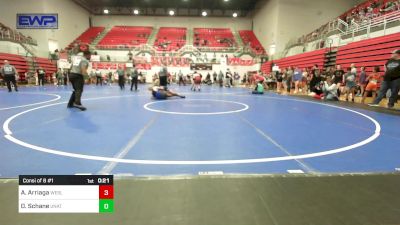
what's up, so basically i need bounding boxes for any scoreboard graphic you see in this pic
[18,175,114,213]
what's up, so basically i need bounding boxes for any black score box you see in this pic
[18,175,114,213]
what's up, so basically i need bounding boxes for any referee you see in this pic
[116,65,125,90]
[159,65,168,89]
[37,67,46,86]
[0,60,18,92]
[130,65,139,91]
[67,50,91,111]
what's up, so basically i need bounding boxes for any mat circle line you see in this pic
[0,93,61,111]
[2,94,381,165]
[144,99,249,115]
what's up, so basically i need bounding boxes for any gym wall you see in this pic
[91,15,252,31]
[0,0,89,56]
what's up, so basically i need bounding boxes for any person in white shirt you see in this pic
[191,71,202,91]
[322,76,339,101]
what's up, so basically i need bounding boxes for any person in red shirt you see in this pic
[254,71,265,83]
[253,71,265,89]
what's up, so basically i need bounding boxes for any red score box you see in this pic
[99,185,114,199]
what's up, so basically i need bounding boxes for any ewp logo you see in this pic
[17,14,58,29]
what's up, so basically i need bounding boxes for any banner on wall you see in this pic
[91,62,152,70]
[90,55,100,62]
[16,14,58,29]
[58,51,68,60]
[228,58,256,66]
[57,59,70,69]
[135,64,151,70]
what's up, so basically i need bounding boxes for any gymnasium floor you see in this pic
[0,84,399,177]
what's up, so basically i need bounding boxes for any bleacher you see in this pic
[262,31,400,75]
[97,26,153,49]
[154,27,186,52]
[0,53,28,81]
[193,28,236,48]
[239,30,266,55]
[336,32,400,75]
[263,48,327,72]
[67,27,105,49]
[261,61,273,73]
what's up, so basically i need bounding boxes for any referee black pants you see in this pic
[68,73,84,106]
[131,77,138,91]
[96,76,102,86]
[118,76,125,90]
[4,75,18,92]
[159,75,167,88]
[38,74,45,86]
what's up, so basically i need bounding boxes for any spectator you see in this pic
[323,66,332,81]
[351,63,357,75]
[204,72,212,85]
[225,69,232,88]
[293,67,303,94]
[358,66,367,97]
[369,50,400,108]
[275,70,284,93]
[107,70,113,85]
[191,71,202,91]
[309,67,322,94]
[301,68,309,94]
[333,64,345,96]
[212,71,217,84]
[322,77,339,101]
[56,68,64,86]
[252,80,264,95]
[344,67,357,102]
[361,66,381,104]
[284,66,294,94]
[333,64,345,84]
[218,70,224,87]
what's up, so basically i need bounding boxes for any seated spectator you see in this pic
[313,77,339,101]
[309,67,322,94]
[252,80,264,95]
[322,77,339,101]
